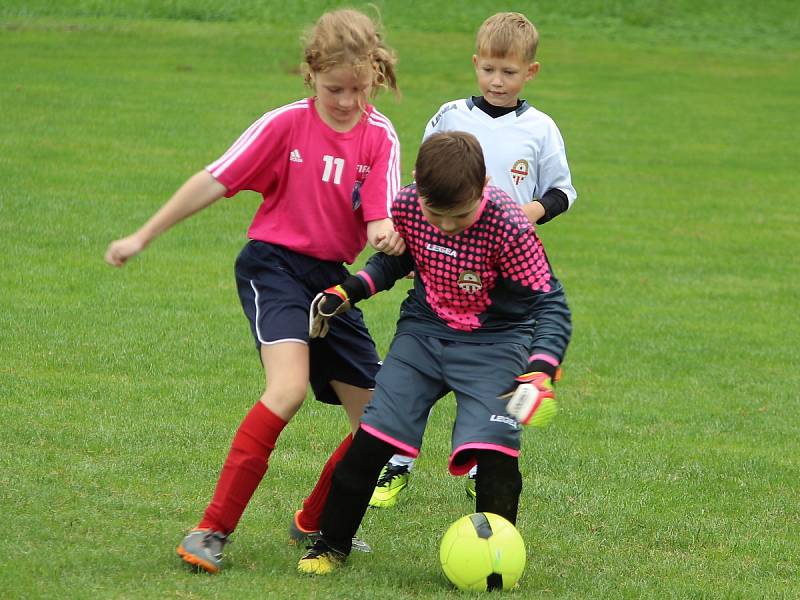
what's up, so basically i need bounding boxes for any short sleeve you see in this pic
[205,108,293,197]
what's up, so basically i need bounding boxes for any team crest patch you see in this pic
[351,180,363,210]
[510,159,529,185]
[457,270,482,293]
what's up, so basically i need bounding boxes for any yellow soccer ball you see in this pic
[439,512,526,591]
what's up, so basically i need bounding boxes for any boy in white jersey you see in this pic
[105,9,404,574]
[371,11,577,506]
[297,131,571,576]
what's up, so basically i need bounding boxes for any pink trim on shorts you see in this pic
[448,442,520,476]
[360,423,419,457]
[356,270,377,297]
[528,353,559,366]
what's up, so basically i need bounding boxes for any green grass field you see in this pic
[2,1,799,598]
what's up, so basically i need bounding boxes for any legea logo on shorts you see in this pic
[457,270,482,293]
[490,414,519,428]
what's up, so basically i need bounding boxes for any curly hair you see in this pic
[302,9,399,99]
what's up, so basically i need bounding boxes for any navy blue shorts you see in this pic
[235,241,380,405]
[360,332,530,475]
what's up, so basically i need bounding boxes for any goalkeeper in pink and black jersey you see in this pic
[298,131,571,575]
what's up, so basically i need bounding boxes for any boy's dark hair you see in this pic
[415,131,486,210]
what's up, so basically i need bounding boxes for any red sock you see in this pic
[198,402,287,534]
[296,433,353,531]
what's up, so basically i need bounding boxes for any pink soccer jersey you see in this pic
[206,98,400,264]
[352,183,571,357]
[391,185,552,332]
[356,184,572,366]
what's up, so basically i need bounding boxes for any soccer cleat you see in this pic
[289,510,372,553]
[464,472,477,499]
[368,463,410,508]
[176,528,229,574]
[297,539,347,575]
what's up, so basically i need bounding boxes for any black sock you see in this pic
[474,451,522,525]
[319,428,396,553]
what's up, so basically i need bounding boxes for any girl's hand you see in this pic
[104,234,145,267]
[367,218,406,256]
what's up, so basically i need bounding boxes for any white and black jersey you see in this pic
[423,97,576,216]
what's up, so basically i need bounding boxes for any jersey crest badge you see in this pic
[510,159,529,185]
[351,180,362,211]
[352,164,370,210]
[457,270,482,293]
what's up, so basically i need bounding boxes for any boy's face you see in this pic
[472,53,539,107]
[419,191,483,237]
[312,65,373,131]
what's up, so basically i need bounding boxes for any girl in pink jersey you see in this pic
[104,9,403,573]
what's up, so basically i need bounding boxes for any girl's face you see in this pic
[312,65,373,131]
[472,53,539,108]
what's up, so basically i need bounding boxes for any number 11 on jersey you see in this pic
[322,155,344,184]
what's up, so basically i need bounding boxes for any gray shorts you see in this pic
[360,332,529,475]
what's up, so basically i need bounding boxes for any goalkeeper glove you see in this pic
[308,276,367,338]
[501,372,557,427]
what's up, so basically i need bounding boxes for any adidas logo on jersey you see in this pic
[289,149,303,163]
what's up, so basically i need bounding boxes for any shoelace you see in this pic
[203,531,230,558]
[376,466,408,486]
[304,540,336,558]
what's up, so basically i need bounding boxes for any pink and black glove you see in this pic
[501,371,557,427]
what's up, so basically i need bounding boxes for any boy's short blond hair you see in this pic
[475,12,539,62]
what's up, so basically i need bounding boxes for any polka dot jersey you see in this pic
[361,184,556,343]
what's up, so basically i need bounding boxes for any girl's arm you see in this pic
[104,170,226,267]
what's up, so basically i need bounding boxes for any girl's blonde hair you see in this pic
[302,8,399,98]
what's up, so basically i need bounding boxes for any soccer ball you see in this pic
[439,512,526,591]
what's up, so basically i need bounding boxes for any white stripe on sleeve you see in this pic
[207,100,307,179]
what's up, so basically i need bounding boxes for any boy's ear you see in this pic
[472,54,479,68]
[526,61,541,81]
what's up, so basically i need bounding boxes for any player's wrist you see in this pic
[522,201,545,224]
[325,285,350,304]
[526,360,557,379]
[339,275,368,305]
